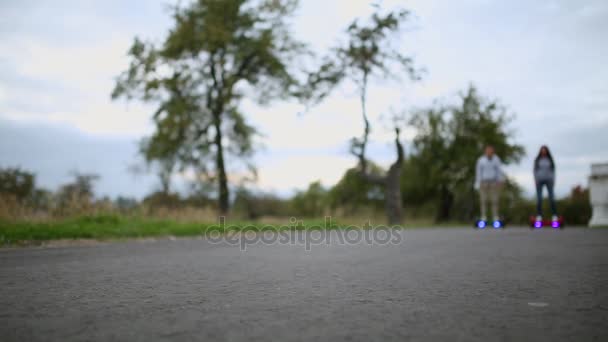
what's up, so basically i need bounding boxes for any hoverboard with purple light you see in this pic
[475,219,505,229]
[528,216,564,229]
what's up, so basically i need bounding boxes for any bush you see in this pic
[558,186,591,225]
[232,188,290,220]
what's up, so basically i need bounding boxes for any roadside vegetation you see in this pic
[0,164,592,246]
[0,0,594,245]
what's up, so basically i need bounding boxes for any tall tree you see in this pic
[0,167,36,203]
[304,8,419,225]
[408,85,526,221]
[112,0,305,214]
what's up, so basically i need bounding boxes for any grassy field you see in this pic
[1,214,597,247]
[0,215,354,246]
[0,214,464,246]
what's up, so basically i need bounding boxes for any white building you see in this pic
[589,163,608,227]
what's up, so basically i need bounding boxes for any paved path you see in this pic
[1,228,607,341]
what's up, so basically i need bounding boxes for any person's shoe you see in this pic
[536,215,542,221]
[551,215,558,221]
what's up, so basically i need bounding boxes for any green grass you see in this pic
[0,215,345,246]
[3,214,595,246]
[0,214,463,246]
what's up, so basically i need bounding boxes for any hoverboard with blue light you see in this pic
[529,216,564,229]
[474,219,505,229]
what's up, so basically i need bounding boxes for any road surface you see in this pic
[1,228,607,341]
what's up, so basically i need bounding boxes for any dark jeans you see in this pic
[536,179,557,216]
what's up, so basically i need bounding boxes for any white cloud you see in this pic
[0,31,157,137]
[0,84,6,104]
[576,1,608,17]
[4,38,128,90]
[0,0,170,138]
[256,154,355,193]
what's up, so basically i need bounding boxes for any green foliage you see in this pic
[290,181,328,217]
[303,7,419,225]
[27,189,54,211]
[405,85,526,221]
[340,9,419,84]
[142,190,215,210]
[485,178,527,222]
[142,191,183,209]
[0,167,49,218]
[232,187,289,219]
[112,0,307,213]
[57,172,99,203]
[491,185,592,225]
[558,186,591,225]
[0,215,344,246]
[77,214,121,225]
[0,167,36,203]
[61,172,98,198]
[53,172,100,216]
[304,8,419,174]
[0,215,207,244]
[303,8,418,105]
[328,166,384,214]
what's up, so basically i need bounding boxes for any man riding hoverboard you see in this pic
[474,145,505,229]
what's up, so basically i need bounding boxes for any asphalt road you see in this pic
[1,228,607,341]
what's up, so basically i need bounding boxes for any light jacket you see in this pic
[475,155,505,188]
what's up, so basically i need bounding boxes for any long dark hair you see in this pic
[534,145,555,170]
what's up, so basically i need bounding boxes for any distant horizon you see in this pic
[0,112,596,201]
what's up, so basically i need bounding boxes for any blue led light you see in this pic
[477,221,486,229]
[493,221,501,229]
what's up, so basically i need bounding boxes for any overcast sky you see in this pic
[1,0,607,199]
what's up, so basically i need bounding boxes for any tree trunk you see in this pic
[385,162,403,225]
[359,128,404,226]
[214,114,229,215]
[159,160,172,196]
[435,184,453,222]
[355,72,372,172]
[385,128,404,225]
[355,75,404,225]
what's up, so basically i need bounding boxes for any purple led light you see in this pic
[534,221,542,228]
[551,221,560,228]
